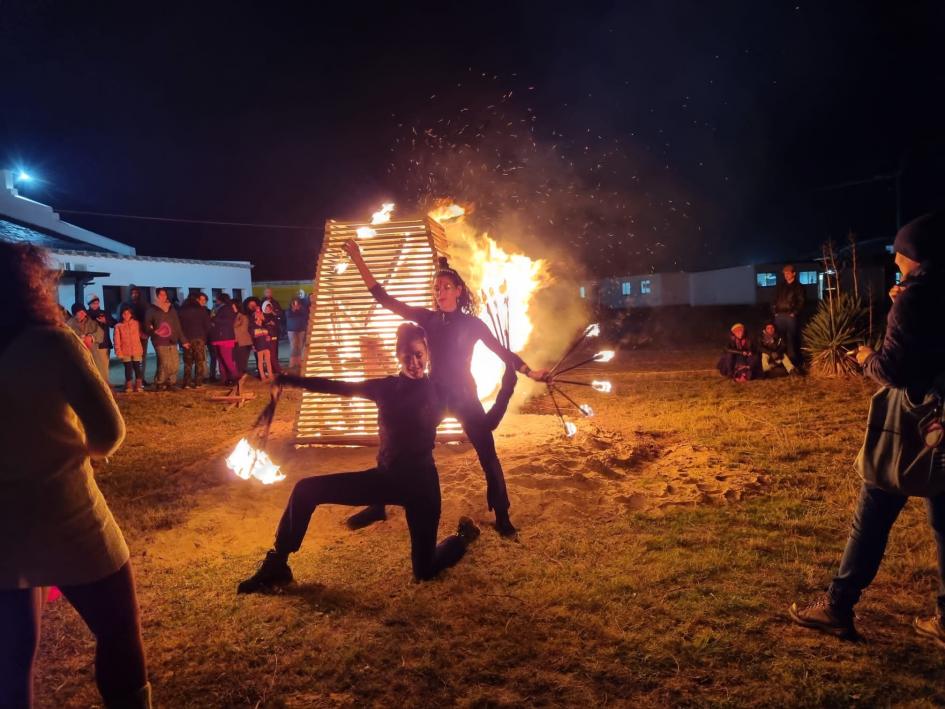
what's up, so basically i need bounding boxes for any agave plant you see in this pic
[802,292,868,377]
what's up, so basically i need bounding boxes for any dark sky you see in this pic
[2,1,943,279]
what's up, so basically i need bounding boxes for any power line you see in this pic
[57,209,312,230]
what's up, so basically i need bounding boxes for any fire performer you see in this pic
[237,323,517,594]
[342,239,549,537]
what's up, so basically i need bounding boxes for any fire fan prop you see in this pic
[227,386,286,484]
[295,206,463,444]
[541,323,615,438]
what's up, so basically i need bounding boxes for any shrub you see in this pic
[802,292,868,377]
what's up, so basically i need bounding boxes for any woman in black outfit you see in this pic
[342,240,548,537]
[237,324,517,593]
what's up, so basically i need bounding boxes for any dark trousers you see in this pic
[234,345,252,378]
[774,313,801,364]
[0,562,147,707]
[828,483,945,613]
[450,394,511,512]
[274,465,467,580]
[122,360,143,383]
[268,339,282,375]
[182,338,208,385]
[208,345,218,379]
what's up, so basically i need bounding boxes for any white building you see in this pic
[0,170,252,313]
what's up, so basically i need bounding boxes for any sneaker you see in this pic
[346,505,387,530]
[237,551,294,594]
[789,597,857,639]
[494,510,518,539]
[914,615,945,649]
[457,516,481,545]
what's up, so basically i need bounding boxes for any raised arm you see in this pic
[483,363,518,430]
[343,239,430,323]
[276,373,383,401]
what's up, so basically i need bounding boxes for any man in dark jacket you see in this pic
[179,292,212,388]
[790,212,945,648]
[144,288,189,391]
[772,264,806,365]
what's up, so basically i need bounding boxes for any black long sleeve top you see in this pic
[281,366,517,469]
[368,285,525,396]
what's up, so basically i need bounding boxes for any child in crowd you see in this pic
[759,321,798,376]
[252,309,273,381]
[717,322,760,382]
[113,306,145,392]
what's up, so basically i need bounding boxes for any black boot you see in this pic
[346,505,387,530]
[457,516,481,545]
[494,509,517,539]
[237,550,293,594]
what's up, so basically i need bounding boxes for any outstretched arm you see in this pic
[475,318,549,381]
[276,373,383,401]
[343,239,379,290]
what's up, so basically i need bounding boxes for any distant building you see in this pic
[0,170,252,313]
[583,252,893,310]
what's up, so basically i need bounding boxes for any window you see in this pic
[895,272,902,285]
[232,288,243,302]
[621,281,632,295]
[212,288,224,302]
[102,285,122,318]
[640,279,652,294]
[579,286,586,299]
[756,272,777,287]
[799,271,817,285]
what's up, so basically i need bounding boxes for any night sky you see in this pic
[2,1,943,280]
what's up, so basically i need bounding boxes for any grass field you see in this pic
[33,351,945,707]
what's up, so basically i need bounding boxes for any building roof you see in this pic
[0,217,111,252]
[47,245,252,269]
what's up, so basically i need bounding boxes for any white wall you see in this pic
[52,250,252,310]
[688,265,757,306]
[659,272,690,306]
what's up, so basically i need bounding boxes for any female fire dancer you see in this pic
[342,239,549,537]
[237,323,517,594]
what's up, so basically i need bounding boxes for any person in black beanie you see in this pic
[791,211,945,647]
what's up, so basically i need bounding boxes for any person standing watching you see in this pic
[178,292,211,389]
[790,212,945,648]
[122,286,151,385]
[144,288,188,392]
[772,264,806,365]
[0,243,150,708]
[86,295,115,386]
[66,306,103,353]
[286,297,308,371]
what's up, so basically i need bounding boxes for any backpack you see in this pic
[855,375,945,496]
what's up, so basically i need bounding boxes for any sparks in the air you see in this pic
[371,202,395,224]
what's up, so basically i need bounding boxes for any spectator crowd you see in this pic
[65,286,310,392]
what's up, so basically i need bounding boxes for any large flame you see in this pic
[429,203,549,402]
[226,438,285,485]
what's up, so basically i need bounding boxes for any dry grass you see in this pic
[33,354,945,708]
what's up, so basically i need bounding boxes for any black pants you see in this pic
[0,562,147,707]
[449,391,510,513]
[775,313,801,364]
[234,345,252,378]
[122,360,143,383]
[274,464,467,580]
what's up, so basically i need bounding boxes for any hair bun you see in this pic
[437,256,450,269]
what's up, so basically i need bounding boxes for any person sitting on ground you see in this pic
[759,321,798,376]
[790,211,945,647]
[67,306,104,353]
[114,305,145,393]
[237,323,492,594]
[716,323,760,382]
[0,243,150,708]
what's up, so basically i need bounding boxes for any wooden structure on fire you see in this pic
[295,216,464,444]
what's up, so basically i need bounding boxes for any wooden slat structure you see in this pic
[295,216,465,444]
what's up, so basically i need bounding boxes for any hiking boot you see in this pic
[789,596,857,639]
[457,516,481,545]
[237,551,293,594]
[914,615,945,649]
[494,510,518,539]
[346,505,387,530]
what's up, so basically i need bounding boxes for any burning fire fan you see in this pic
[226,386,286,485]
